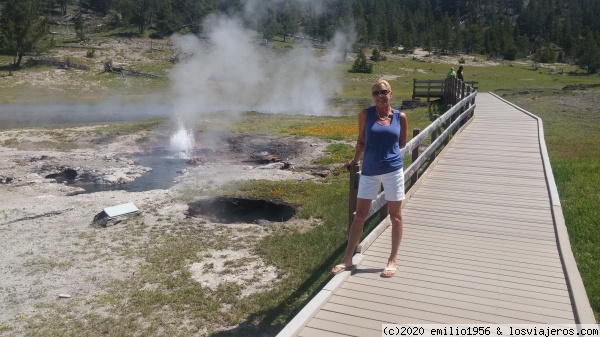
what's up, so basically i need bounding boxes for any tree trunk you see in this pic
[16,53,24,68]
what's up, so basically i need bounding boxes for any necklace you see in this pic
[376,107,390,121]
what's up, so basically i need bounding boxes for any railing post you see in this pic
[459,81,467,126]
[378,194,388,221]
[427,79,432,103]
[430,115,438,163]
[411,128,420,186]
[443,77,448,102]
[348,162,360,233]
[454,77,460,104]
[449,77,455,103]
[445,104,452,145]
[468,87,475,119]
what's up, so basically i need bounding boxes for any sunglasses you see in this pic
[372,89,390,96]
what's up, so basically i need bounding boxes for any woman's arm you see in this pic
[345,108,367,168]
[399,112,408,149]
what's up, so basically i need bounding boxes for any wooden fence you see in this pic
[348,79,477,232]
[412,77,478,102]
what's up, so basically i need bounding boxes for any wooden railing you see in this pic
[412,77,478,102]
[348,79,477,232]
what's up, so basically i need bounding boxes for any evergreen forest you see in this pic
[1,0,600,72]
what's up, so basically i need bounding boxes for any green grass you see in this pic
[213,177,388,333]
[340,55,594,104]
[313,143,355,165]
[0,118,168,151]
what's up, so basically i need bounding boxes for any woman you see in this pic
[457,65,464,81]
[330,79,408,278]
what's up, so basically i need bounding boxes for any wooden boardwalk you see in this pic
[277,93,595,337]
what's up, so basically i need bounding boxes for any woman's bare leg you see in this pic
[382,200,403,277]
[331,198,372,273]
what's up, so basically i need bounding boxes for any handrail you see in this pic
[348,80,477,228]
[412,77,478,102]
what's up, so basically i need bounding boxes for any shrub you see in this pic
[503,45,518,61]
[349,49,373,73]
[370,48,383,61]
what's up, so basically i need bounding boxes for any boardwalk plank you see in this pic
[305,318,379,337]
[368,240,564,275]
[397,235,562,263]
[331,288,565,323]
[391,234,562,265]
[359,255,569,293]
[410,190,550,207]
[345,274,573,314]
[364,247,568,286]
[406,198,552,218]
[404,224,558,251]
[312,310,393,330]
[341,280,573,321]
[403,211,555,236]
[298,326,351,337]
[413,184,549,201]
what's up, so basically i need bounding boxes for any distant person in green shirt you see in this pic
[457,65,464,81]
[447,66,456,77]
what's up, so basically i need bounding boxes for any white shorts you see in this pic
[357,169,405,201]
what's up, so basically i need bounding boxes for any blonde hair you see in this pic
[372,79,392,92]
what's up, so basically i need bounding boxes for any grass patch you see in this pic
[0,118,167,151]
[340,56,594,103]
[232,106,432,142]
[313,143,355,165]
[230,112,359,140]
[215,176,387,333]
[88,118,167,138]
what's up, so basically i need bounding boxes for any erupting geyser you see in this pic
[169,117,195,158]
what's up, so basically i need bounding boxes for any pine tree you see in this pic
[279,4,299,42]
[578,34,600,74]
[58,0,70,16]
[349,49,373,74]
[74,12,85,40]
[0,0,48,68]
[154,0,177,37]
[370,47,382,61]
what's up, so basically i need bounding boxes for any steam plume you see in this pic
[169,15,355,121]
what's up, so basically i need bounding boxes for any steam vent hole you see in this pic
[45,168,78,182]
[187,197,296,224]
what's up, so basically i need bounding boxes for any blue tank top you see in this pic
[361,107,403,176]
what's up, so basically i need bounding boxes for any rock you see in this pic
[0,176,14,184]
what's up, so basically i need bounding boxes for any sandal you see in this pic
[330,264,354,275]
[380,267,397,278]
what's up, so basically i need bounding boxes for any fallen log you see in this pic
[102,60,159,78]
